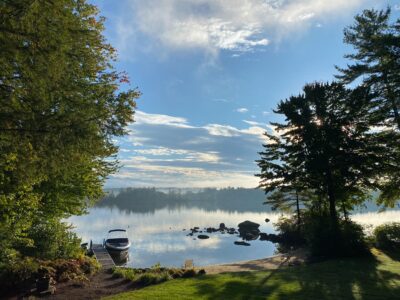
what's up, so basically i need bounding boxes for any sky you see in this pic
[92,0,400,189]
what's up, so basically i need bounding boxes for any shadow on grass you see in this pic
[193,252,400,300]
[380,249,400,262]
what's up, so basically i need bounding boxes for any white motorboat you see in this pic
[104,229,131,253]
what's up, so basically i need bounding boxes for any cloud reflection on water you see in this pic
[68,207,400,268]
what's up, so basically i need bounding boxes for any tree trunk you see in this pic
[326,169,338,224]
[296,190,301,230]
[341,200,348,221]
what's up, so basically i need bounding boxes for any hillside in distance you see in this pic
[97,188,395,214]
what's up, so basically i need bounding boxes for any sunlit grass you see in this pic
[105,248,400,300]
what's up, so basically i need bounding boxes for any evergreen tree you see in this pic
[337,8,400,207]
[336,8,400,129]
[257,82,392,224]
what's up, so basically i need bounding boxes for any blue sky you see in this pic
[93,0,400,188]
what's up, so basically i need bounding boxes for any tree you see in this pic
[257,82,393,225]
[336,8,400,129]
[337,8,400,207]
[263,188,317,229]
[0,0,139,261]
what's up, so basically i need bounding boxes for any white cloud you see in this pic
[135,111,193,128]
[135,147,221,163]
[108,110,272,188]
[204,124,241,137]
[243,120,264,126]
[111,166,258,188]
[236,107,249,113]
[114,0,369,57]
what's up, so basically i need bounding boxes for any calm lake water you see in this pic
[68,206,400,268]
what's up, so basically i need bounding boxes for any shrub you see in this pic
[22,219,82,260]
[274,216,306,252]
[0,255,99,291]
[274,213,368,258]
[0,256,39,290]
[374,222,400,251]
[135,272,171,286]
[167,268,183,278]
[182,268,197,278]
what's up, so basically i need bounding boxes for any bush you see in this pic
[374,222,400,251]
[0,255,99,291]
[112,265,204,288]
[0,256,39,290]
[274,213,368,258]
[22,219,82,260]
[274,216,306,252]
[181,268,197,278]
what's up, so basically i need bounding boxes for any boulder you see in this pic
[265,218,270,223]
[240,232,258,241]
[198,235,210,239]
[234,241,251,246]
[259,233,269,241]
[238,220,260,231]
[219,223,226,230]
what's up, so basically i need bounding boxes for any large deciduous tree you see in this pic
[0,0,139,260]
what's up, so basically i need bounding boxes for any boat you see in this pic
[104,229,131,254]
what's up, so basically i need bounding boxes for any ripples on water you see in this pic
[68,207,400,268]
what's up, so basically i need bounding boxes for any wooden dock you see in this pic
[91,243,115,269]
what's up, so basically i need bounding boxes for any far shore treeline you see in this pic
[97,187,393,214]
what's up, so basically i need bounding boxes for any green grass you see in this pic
[105,248,400,300]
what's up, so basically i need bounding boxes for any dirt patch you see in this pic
[45,270,135,300]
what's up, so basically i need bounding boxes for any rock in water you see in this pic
[238,220,260,240]
[198,235,210,239]
[265,218,270,223]
[238,220,260,231]
[219,223,226,230]
[234,241,251,246]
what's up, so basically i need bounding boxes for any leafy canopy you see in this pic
[0,0,139,261]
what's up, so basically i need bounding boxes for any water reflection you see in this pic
[69,207,279,268]
[69,206,400,268]
[110,252,130,266]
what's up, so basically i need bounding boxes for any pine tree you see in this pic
[336,8,400,129]
[257,82,393,224]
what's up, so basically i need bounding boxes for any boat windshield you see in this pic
[107,230,128,240]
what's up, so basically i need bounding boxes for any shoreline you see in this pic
[198,250,306,274]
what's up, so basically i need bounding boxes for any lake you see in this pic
[68,205,400,268]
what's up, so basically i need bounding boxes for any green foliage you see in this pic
[257,82,385,222]
[0,255,99,290]
[22,219,82,260]
[373,222,400,251]
[0,256,40,289]
[112,266,202,288]
[337,8,400,129]
[273,216,306,252]
[0,0,138,267]
[337,7,400,208]
[275,213,368,258]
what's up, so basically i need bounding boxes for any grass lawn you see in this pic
[105,248,400,300]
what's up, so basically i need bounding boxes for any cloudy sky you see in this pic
[92,0,399,188]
